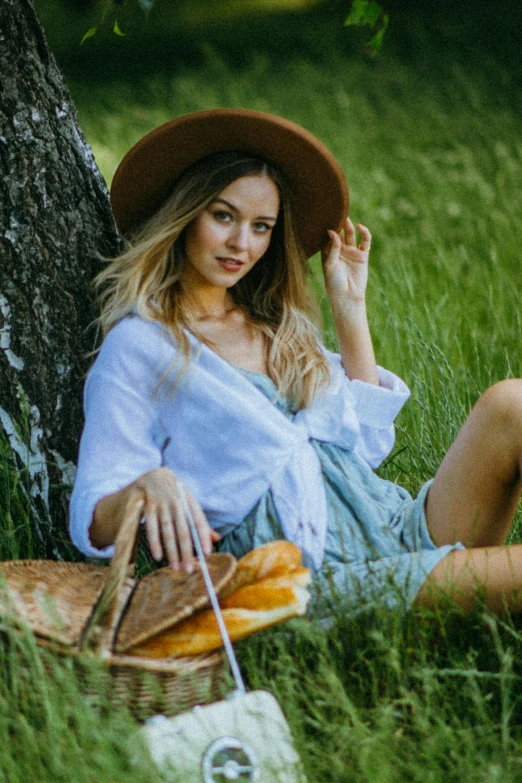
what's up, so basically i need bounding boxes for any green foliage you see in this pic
[79,0,132,43]
[0,431,35,561]
[80,26,97,43]
[345,0,389,53]
[0,616,157,782]
[237,604,522,782]
[345,0,382,26]
[74,1,383,49]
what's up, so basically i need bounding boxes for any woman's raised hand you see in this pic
[320,217,379,385]
[92,467,219,573]
[321,218,372,308]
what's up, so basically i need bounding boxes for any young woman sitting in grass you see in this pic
[70,108,522,615]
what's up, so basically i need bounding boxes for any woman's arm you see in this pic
[90,467,220,573]
[321,218,379,386]
[70,317,220,572]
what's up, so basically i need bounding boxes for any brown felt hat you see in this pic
[110,108,349,259]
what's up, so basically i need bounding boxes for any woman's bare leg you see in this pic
[425,379,522,548]
[415,545,522,613]
[415,379,522,612]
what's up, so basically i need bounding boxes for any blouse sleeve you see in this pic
[349,366,410,468]
[323,350,410,469]
[69,319,166,558]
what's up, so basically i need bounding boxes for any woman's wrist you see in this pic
[90,483,142,549]
[330,300,379,385]
[330,297,369,334]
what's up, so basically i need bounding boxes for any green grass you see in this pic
[0,618,159,782]
[238,608,522,782]
[3,5,522,781]
[0,434,35,562]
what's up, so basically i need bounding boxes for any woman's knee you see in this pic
[475,379,522,434]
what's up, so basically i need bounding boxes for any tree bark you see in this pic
[0,0,122,555]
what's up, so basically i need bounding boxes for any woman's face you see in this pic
[182,174,280,292]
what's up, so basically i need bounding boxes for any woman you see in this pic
[70,108,522,615]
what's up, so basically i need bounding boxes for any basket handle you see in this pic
[81,491,145,651]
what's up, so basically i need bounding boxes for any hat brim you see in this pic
[110,108,349,260]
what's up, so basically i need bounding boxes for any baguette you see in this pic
[129,579,310,658]
[127,540,311,659]
[220,572,311,611]
[220,540,305,597]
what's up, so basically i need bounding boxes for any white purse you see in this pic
[143,690,305,782]
[140,489,307,783]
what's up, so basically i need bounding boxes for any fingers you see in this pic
[171,483,195,571]
[144,497,189,570]
[344,217,357,246]
[346,218,371,252]
[138,468,214,574]
[356,223,372,252]
[323,229,341,266]
[144,505,163,563]
[187,491,214,557]
[325,219,372,255]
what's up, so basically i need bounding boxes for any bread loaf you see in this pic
[219,540,305,597]
[127,540,311,659]
[220,572,311,611]
[129,579,310,658]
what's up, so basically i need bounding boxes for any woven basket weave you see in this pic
[0,503,236,721]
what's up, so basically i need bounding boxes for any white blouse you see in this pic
[69,315,410,567]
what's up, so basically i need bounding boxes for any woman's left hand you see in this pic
[321,218,372,307]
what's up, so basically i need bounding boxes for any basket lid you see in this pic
[0,561,109,647]
[114,553,236,653]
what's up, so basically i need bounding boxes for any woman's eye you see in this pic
[254,222,272,233]
[213,211,231,222]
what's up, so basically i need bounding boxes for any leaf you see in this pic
[80,27,97,44]
[113,19,126,36]
[345,0,383,28]
[367,13,389,54]
[345,1,389,55]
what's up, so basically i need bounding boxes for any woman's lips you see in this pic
[217,257,244,272]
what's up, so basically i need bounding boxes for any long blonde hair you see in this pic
[96,151,330,409]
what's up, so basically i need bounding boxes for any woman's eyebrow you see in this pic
[212,197,277,222]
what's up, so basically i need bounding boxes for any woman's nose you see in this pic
[227,222,249,251]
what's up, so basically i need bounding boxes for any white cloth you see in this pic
[69,315,410,567]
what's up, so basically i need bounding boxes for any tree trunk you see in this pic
[0,0,122,556]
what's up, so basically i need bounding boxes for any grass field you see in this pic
[2,4,522,780]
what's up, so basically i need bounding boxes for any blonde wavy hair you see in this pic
[96,151,330,409]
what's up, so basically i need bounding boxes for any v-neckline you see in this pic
[194,337,289,410]
[188,331,275,385]
[229,364,275,384]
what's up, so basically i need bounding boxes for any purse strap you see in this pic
[178,487,246,696]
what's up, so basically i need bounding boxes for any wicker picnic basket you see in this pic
[0,505,236,721]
